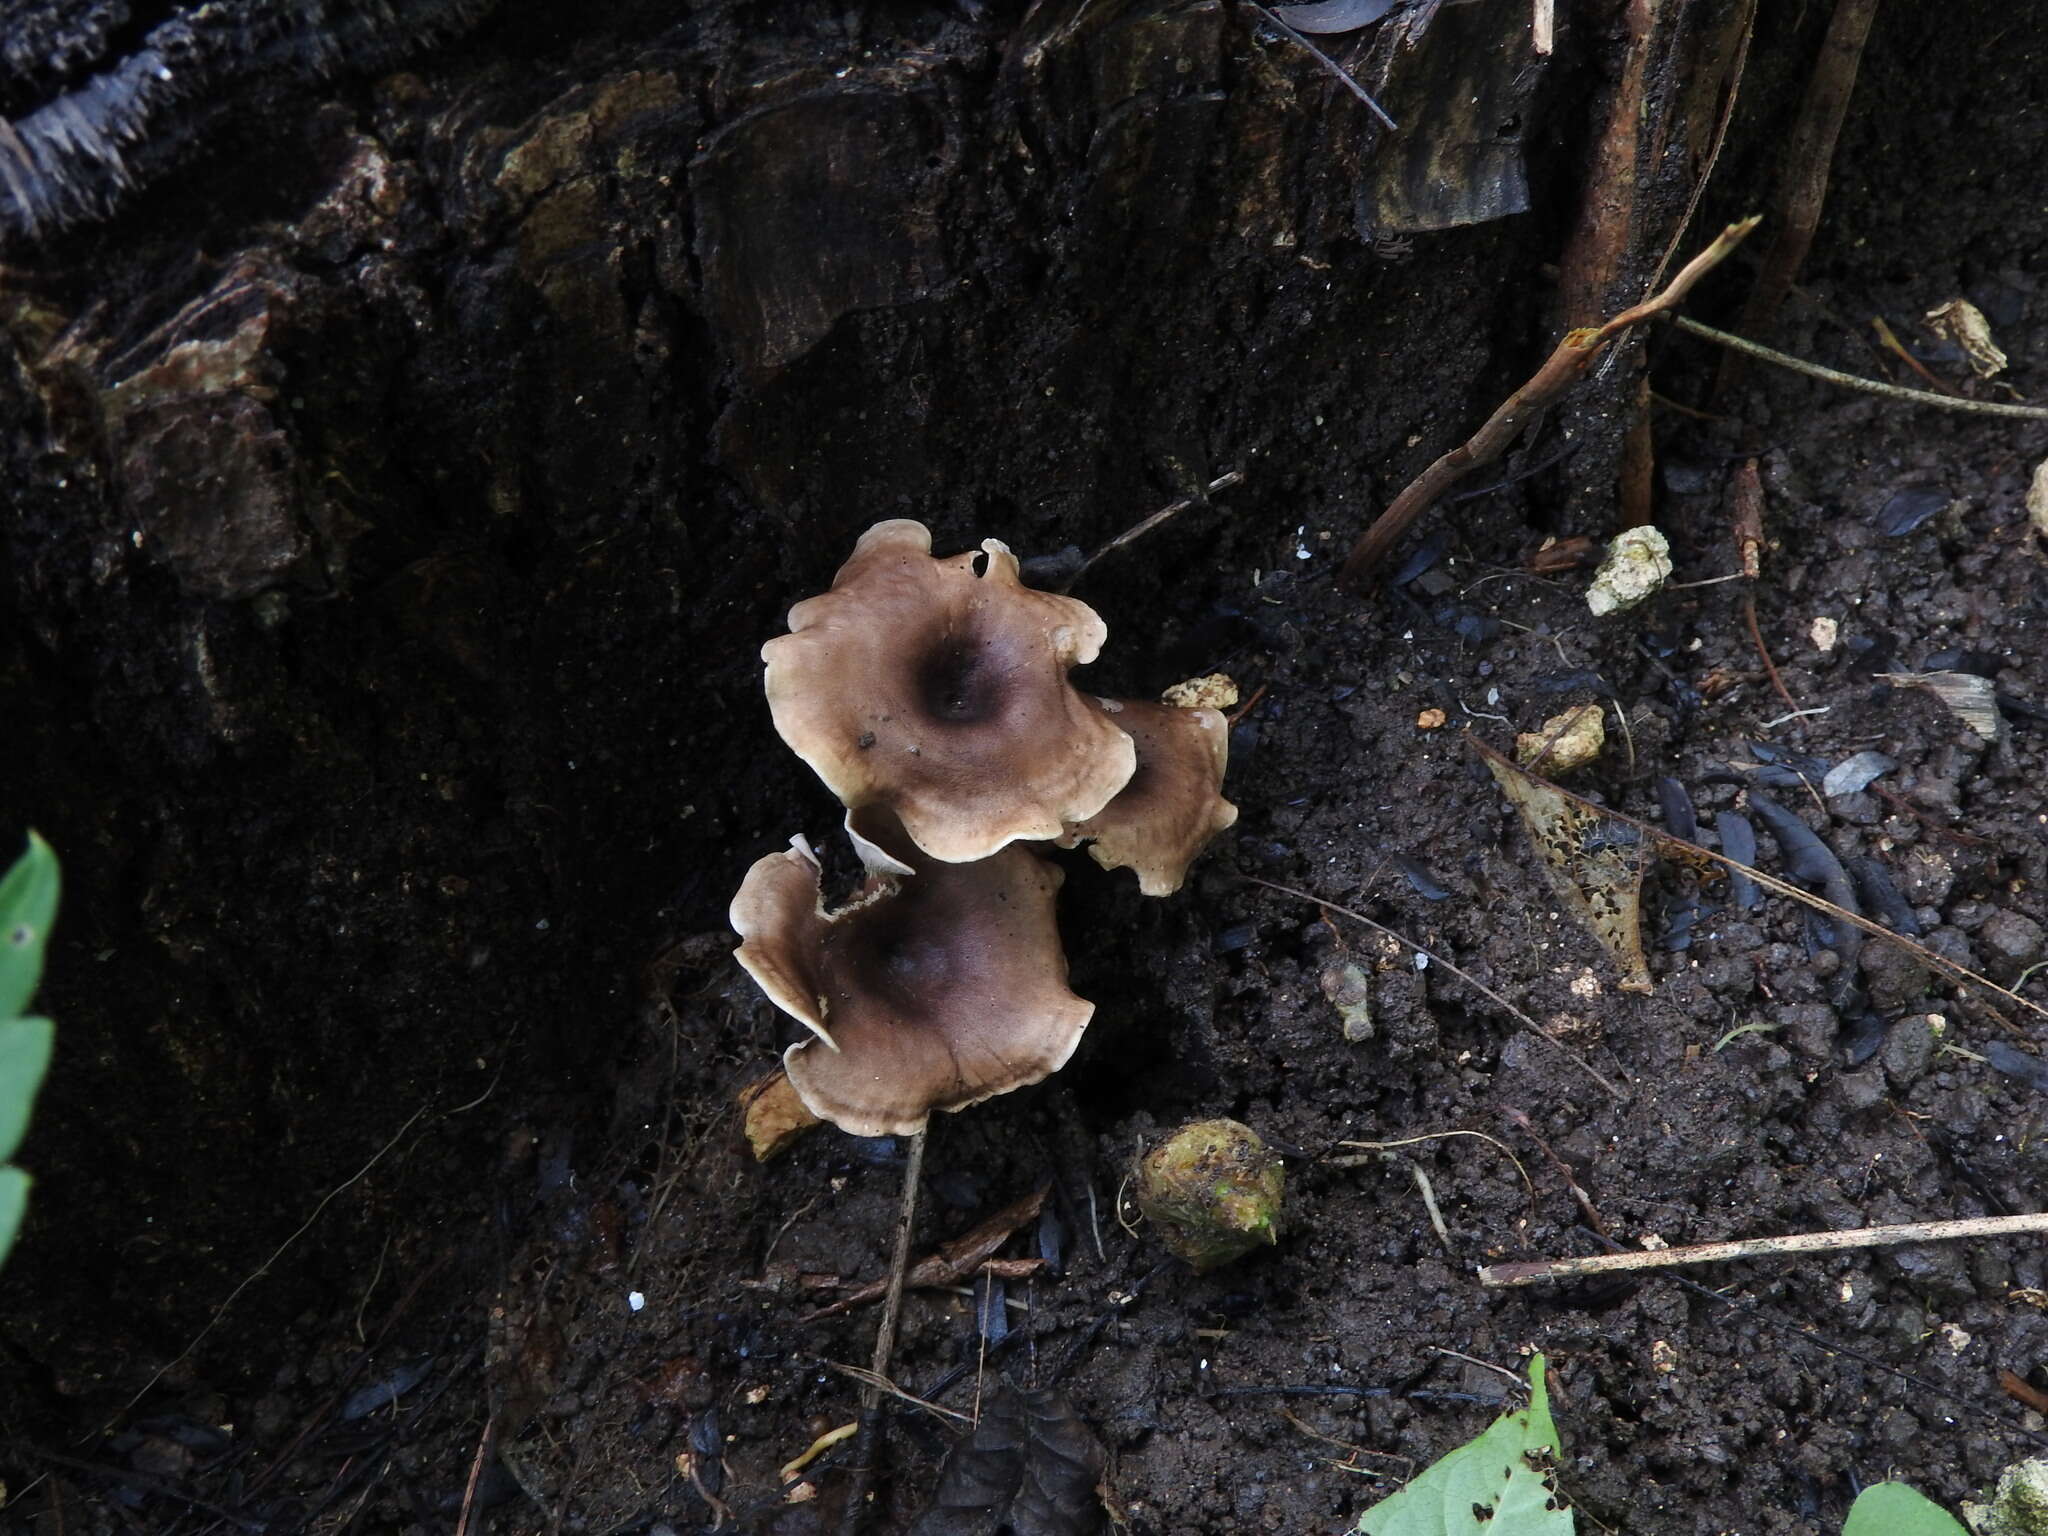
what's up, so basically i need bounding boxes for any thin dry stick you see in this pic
[1715,0,1878,401]
[100,1102,429,1436]
[1481,1210,2048,1287]
[824,1361,973,1425]
[1339,216,1760,587]
[1280,1405,1413,1469]
[1248,4,1398,131]
[1060,470,1244,591]
[1329,1130,1537,1214]
[1742,592,1800,716]
[1678,315,2048,421]
[1242,875,1625,1100]
[1502,1105,1609,1236]
[454,1419,497,1536]
[1465,736,2048,1026]
[1644,0,1756,294]
[836,1128,928,1536]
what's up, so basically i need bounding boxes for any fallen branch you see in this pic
[1676,316,2048,421]
[1339,216,1759,587]
[1480,1210,2048,1287]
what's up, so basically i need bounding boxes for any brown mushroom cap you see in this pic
[729,812,1095,1137]
[762,519,1137,863]
[1059,698,1238,895]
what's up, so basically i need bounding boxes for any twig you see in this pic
[1060,471,1243,591]
[1205,1384,1501,1406]
[1339,217,1760,586]
[1742,592,1799,716]
[823,1362,972,1425]
[1241,875,1625,1100]
[1677,316,2048,420]
[1714,0,1879,400]
[1480,1210,2048,1287]
[1226,682,1268,726]
[1760,706,1829,729]
[32,1451,267,1532]
[1279,1406,1412,1470]
[1428,1347,1527,1390]
[227,1255,451,1515]
[801,1183,1045,1322]
[761,1194,824,1277]
[1644,0,1756,294]
[835,1128,928,1536]
[1499,1106,1607,1236]
[2001,1370,2048,1417]
[1247,6,1398,131]
[453,1419,496,1536]
[99,1103,429,1437]
[1328,1130,1536,1213]
[1870,315,1959,395]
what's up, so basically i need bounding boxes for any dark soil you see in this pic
[2,3,2047,1535]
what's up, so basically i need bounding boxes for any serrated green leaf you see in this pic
[0,1166,29,1267]
[1358,1355,1573,1536]
[0,832,60,1020]
[0,1017,54,1165]
[1843,1482,1968,1536]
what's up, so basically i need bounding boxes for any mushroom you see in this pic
[729,811,1095,1137]
[1059,698,1238,895]
[762,519,1137,863]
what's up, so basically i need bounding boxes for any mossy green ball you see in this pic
[1135,1118,1284,1272]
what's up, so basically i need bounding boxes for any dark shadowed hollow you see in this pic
[1,2,2046,1533]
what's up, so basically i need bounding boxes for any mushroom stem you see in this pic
[837,1127,928,1535]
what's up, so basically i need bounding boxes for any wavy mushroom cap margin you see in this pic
[762,519,1137,864]
[729,812,1095,1138]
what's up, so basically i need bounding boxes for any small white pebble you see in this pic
[628,1291,646,1312]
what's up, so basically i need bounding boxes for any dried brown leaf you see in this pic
[1483,751,1654,993]
[909,1378,1107,1536]
[738,1067,821,1161]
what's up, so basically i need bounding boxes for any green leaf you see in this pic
[1843,1483,1968,1536]
[0,1017,54,1165]
[1358,1355,1573,1536]
[0,831,60,1020]
[0,1165,28,1267]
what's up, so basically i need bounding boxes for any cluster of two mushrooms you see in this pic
[731,520,1238,1140]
